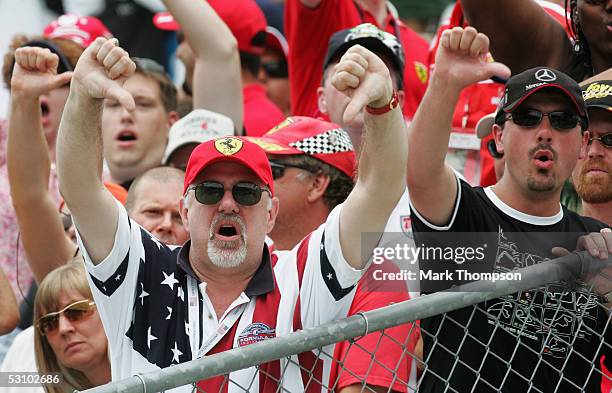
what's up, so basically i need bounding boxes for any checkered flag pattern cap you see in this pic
[289,127,353,155]
[247,117,356,178]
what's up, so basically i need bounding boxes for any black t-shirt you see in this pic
[411,179,610,393]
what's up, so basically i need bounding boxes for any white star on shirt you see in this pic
[150,235,163,249]
[177,286,185,301]
[115,274,121,281]
[171,342,183,363]
[320,242,324,250]
[161,271,179,291]
[147,326,157,348]
[166,306,173,320]
[327,273,333,281]
[139,283,149,305]
[185,321,190,336]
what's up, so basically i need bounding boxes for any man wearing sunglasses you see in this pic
[56,36,408,391]
[249,116,417,392]
[572,80,612,226]
[407,27,612,392]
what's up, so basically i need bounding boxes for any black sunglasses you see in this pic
[36,300,96,336]
[587,133,612,148]
[188,181,271,206]
[269,161,314,180]
[505,109,582,131]
[261,60,288,78]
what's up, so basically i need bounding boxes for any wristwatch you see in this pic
[365,91,399,115]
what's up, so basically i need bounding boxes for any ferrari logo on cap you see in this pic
[214,137,243,155]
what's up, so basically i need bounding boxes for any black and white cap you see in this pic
[494,67,588,130]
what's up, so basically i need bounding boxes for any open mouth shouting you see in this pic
[40,98,50,127]
[208,213,248,268]
[210,213,246,245]
[115,129,138,148]
[532,149,555,171]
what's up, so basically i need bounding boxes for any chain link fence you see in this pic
[80,251,612,393]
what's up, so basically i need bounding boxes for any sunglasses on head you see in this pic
[505,109,583,131]
[188,181,271,206]
[587,133,612,148]
[261,60,288,78]
[269,161,314,180]
[36,299,96,336]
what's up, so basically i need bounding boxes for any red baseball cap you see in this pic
[183,136,274,195]
[246,117,356,178]
[43,14,112,49]
[153,0,266,55]
[265,26,288,58]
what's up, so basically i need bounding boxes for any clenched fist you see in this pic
[71,37,136,111]
[331,45,395,124]
[11,47,73,98]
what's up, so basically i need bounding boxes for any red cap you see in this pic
[265,26,288,58]
[183,136,274,195]
[246,117,356,178]
[153,0,266,55]
[43,14,112,49]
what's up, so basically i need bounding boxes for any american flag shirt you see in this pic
[77,200,361,393]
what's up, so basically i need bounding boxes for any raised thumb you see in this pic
[108,84,135,112]
[50,71,73,89]
[483,61,511,82]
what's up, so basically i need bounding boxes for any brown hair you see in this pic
[2,35,83,90]
[133,58,178,113]
[33,255,105,393]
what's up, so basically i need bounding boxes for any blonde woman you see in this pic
[33,260,110,393]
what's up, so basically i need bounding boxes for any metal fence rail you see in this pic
[80,251,612,393]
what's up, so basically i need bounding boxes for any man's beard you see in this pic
[575,158,612,204]
[208,213,248,268]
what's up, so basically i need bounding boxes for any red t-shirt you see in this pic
[285,0,429,118]
[243,83,287,136]
[328,261,417,391]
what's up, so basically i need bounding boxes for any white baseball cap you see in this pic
[475,112,497,139]
[162,109,234,164]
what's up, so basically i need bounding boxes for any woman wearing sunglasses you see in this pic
[33,261,110,393]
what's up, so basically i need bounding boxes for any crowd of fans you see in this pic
[0,0,610,392]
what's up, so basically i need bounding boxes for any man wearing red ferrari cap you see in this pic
[56,34,408,392]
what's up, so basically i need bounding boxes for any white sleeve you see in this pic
[76,200,144,345]
[298,203,362,329]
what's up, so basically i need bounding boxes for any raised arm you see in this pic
[56,38,136,264]
[162,0,243,131]
[7,47,76,283]
[0,267,19,334]
[332,45,407,268]
[407,27,510,226]
[461,0,572,74]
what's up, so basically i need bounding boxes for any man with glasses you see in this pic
[407,27,612,392]
[100,56,179,190]
[56,36,408,392]
[247,116,355,251]
[572,80,612,226]
[249,116,416,392]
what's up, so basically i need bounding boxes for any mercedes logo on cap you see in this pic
[535,69,556,82]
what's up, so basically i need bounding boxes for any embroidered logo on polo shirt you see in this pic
[414,61,428,84]
[237,323,276,346]
[214,137,243,155]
